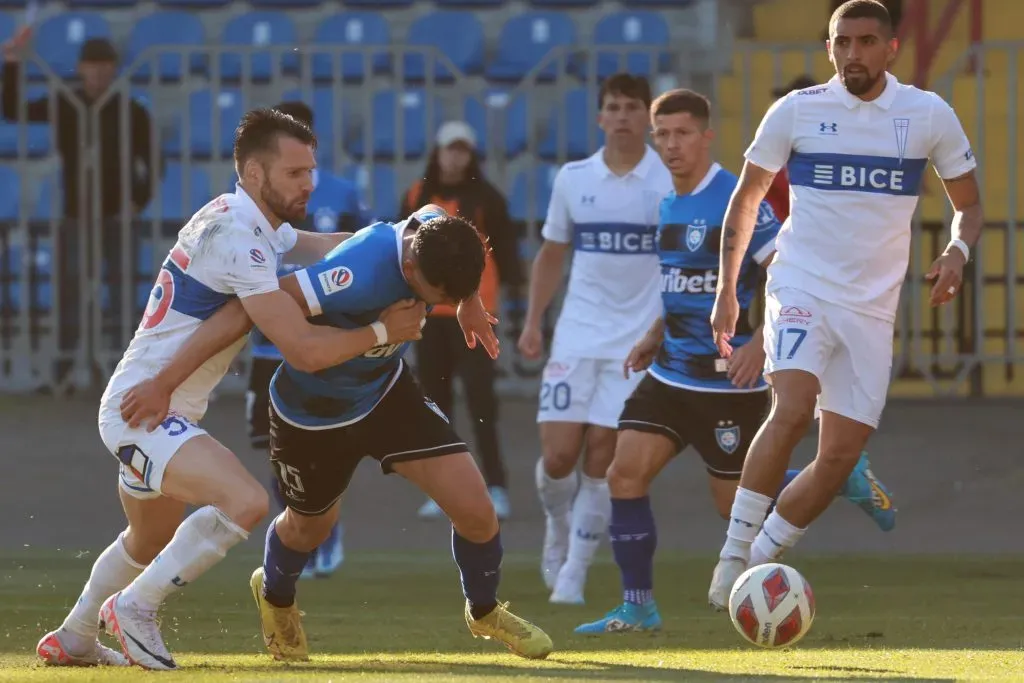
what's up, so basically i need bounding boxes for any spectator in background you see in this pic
[274,101,367,233]
[401,121,523,521]
[2,28,156,387]
[763,75,818,222]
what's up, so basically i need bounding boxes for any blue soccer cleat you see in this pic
[315,522,344,577]
[574,601,662,634]
[842,452,896,532]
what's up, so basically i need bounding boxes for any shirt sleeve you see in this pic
[540,166,573,244]
[292,234,381,317]
[210,228,281,299]
[748,199,781,265]
[744,95,797,174]
[929,95,977,180]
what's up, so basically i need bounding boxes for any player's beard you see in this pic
[260,181,307,225]
[841,66,883,96]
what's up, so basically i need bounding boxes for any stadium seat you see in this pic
[509,164,558,222]
[141,162,212,221]
[28,13,112,80]
[219,11,299,82]
[342,164,397,222]
[0,85,54,159]
[539,88,604,161]
[404,11,485,82]
[487,11,576,82]
[164,88,246,159]
[126,12,206,82]
[136,240,156,277]
[0,166,18,221]
[32,175,63,221]
[346,89,444,160]
[311,12,391,82]
[0,13,13,44]
[591,11,671,79]
[280,87,355,164]
[464,90,529,159]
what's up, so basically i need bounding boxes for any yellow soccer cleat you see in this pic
[249,567,310,661]
[465,601,553,660]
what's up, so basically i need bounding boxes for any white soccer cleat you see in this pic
[541,514,570,590]
[549,561,586,605]
[99,592,177,670]
[708,557,748,611]
[36,629,130,667]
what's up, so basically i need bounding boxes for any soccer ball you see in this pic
[728,563,815,648]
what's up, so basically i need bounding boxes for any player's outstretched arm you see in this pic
[120,297,254,429]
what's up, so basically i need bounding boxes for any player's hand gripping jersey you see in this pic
[650,164,779,392]
[269,216,427,429]
[747,73,976,322]
[100,186,295,424]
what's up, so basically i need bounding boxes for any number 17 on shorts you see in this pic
[763,289,827,380]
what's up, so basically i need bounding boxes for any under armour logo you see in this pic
[819,122,838,134]
[581,195,595,205]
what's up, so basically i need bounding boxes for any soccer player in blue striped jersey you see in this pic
[575,89,896,634]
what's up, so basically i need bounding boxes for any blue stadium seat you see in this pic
[32,175,63,220]
[509,164,558,222]
[0,85,53,159]
[280,87,355,165]
[126,12,206,82]
[0,166,18,220]
[219,12,299,82]
[311,12,391,82]
[0,13,14,43]
[141,162,212,221]
[539,88,604,161]
[591,11,671,78]
[347,89,444,160]
[136,240,156,277]
[487,11,576,82]
[342,164,397,221]
[164,88,246,159]
[464,90,528,159]
[28,13,112,80]
[404,11,485,81]
[156,0,230,6]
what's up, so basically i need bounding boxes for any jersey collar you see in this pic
[595,145,659,180]
[689,162,722,195]
[828,71,899,110]
[234,183,296,255]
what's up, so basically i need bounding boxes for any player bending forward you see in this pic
[153,204,553,661]
[708,0,982,610]
[36,109,426,670]
[573,89,896,634]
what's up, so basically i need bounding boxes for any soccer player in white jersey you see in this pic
[35,109,427,670]
[518,73,673,604]
[708,0,982,609]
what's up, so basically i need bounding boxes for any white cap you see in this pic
[436,121,477,149]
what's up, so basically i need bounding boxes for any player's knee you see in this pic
[813,448,861,487]
[606,451,649,498]
[541,448,579,480]
[766,399,815,439]
[450,495,499,543]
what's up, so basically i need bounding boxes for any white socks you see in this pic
[60,532,145,651]
[720,487,773,562]
[751,511,806,567]
[535,459,577,522]
[565,473,610,569]
[121,506,248,611]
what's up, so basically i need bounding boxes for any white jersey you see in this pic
[100,185,296,423]
[542,146,673,359]
[746,72,976,322]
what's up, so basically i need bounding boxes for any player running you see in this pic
[573,89,897,634]
[35,109,426,670]
[518,73,673,605]
[708,0,982,610]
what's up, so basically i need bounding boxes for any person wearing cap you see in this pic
[401,120,522,521]
[763,75,819,223]
[2,27,157,387]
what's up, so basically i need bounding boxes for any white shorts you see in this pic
[535,357,643,428]
[99,408,207,500]
[763,288,893,428]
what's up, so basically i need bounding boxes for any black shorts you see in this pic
[246,357,281,449]
[618,374,770,479]
[268,365,467,516]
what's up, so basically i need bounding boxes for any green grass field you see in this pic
[0,552,1021,681]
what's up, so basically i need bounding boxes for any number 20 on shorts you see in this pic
[540,381,571,412]
[775,328,807,361]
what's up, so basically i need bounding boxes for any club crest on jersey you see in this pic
[715,420,740,454]
[686,219,707,251]
[319,266,353,295]
[893,118,910,165]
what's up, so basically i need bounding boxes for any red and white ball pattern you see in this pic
[728,563,816,648]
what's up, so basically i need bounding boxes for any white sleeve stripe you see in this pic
[753,238,777,265]
[295,269,322,317]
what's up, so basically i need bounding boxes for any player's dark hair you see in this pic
[413,215,486,303]
[830,0,892,37]
[650,88,712,125]
[274,101,314,128]
[599,73,652,109]
[233,107,317,172]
